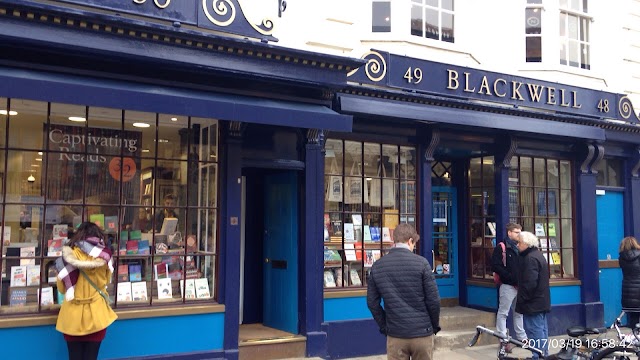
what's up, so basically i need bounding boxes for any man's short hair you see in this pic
[164,193,176,201]
[393,223,420,244]
[518,231,539,248]
[506,223,522,232]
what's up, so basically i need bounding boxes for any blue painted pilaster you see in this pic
[221,122,244,360]
[303,129,327,357]
[454,159,470,306]
[494,136,518,240]
[575,142,603,327]
[625,146,640,238]
[418,128,439,263]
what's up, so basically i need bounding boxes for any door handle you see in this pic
[432,250,436,273]
[264,258,270,263]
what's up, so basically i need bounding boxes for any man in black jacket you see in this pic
[367,223,441,360]
[491,223,527,351]
[516,231,551,360]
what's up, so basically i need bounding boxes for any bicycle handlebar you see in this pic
[469,325,543,356]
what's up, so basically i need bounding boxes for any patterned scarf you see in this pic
[55,237,113,301]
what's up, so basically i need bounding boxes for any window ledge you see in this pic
[0,303,224,329]
[466,279,582,287]
[324,289,367,298]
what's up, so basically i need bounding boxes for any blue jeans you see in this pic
[523,312,548,359]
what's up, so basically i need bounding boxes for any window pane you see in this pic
[400,146,416,180]
[607,159,622,187]
[533,158,546,187]
[568,15,579,39]
[581,43,590,70]
[548,160,559,188]
[482,157,494,187]
[580,18,589,41]
[560,161,571,188]
[442,13,454,42]
[372,2,391,32]
[325,139,343,175]
[520,157,533,186]
[560,190,572,217]
[425,8,439,40]
[411,5,424,37]
[526,37,542,62]
[525,8,542,34]
[9,99,48,150]
[469,158,481,187]
[363,143,379,178]
[442,0,454,11]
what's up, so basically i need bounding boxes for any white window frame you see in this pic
[410,0,455,43]
[559,0,592,70]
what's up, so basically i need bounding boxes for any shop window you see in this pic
[468,156,496,280]
[323,140,417,289]
[559,0,591,70]
[594,158,623,187]
[525,1,543,63]
[410,0,455,43]
[0,98,219,314]
[509,156,576,279]
[372,0,391,32]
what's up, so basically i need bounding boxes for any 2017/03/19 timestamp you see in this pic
[522,338,623,350]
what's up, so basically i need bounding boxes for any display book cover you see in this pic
[128,264,142,282]
[117,281,132,302]
[180,279,196,299]
[131,281,148,301]
[157,278,172,299]
[9,288,27,307]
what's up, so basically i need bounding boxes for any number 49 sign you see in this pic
[109,157,137,182]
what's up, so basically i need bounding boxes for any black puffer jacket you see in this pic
[619,249,640,309]
[515,247,550,315]
[491,237,520,286]
[367,247,441,338]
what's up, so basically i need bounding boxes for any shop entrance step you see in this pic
[435,306,499,350]
[239,323,306,360]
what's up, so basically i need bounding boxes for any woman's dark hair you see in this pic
[69,221,105,247]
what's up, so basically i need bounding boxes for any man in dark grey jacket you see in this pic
[367,223,441,360]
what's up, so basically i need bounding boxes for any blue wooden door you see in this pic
[263,172,299,334]
[432,186,458,299]
[597,190,624,326]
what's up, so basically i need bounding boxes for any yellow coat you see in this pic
[56,246,117,336]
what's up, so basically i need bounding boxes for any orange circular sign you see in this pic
[109,157,137,182]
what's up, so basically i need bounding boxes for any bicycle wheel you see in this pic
[593,346,639,360]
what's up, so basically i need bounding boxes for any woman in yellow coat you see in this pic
[55,222,117,360]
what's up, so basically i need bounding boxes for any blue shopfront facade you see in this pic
[320,50,640,357]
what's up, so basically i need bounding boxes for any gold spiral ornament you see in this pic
[202,0,236,27]
[619,96,633,119]
[347,51,386,82]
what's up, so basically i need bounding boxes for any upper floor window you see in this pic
[372,0,391,32]
[559,0,591,69]
[410,0,454,43]
[525,0,543,62]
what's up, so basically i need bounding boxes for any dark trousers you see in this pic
[628,312,640,328]
[66,341,102,360]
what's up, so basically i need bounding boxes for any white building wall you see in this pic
[274,0,640,115]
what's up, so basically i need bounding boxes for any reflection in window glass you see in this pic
[595,158,623,187]
[372,1,391,32]
[0,98,219,315]
[411,0,455,43]
[560,0,591,69]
